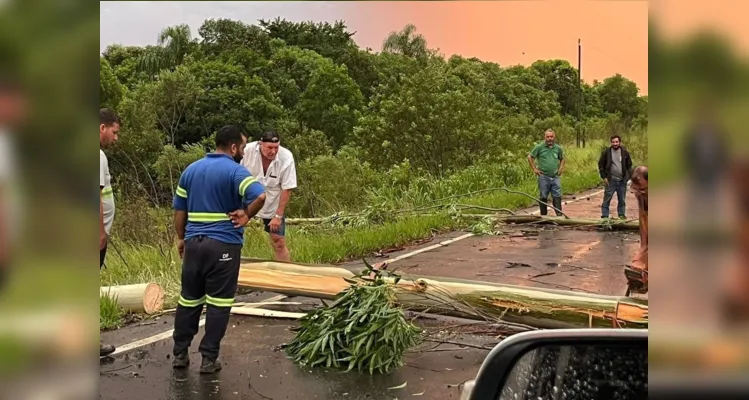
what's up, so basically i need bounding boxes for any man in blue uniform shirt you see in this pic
[171,125,266,373]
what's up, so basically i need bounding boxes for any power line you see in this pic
[584,42,643,72]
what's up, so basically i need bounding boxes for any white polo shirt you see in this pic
[100,149,116,235]
[0,129,21,244]
[240,141,297,219]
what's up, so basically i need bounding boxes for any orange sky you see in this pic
[342,1,648,94]
[651,0,749,56]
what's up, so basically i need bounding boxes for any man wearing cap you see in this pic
[241,131,297,261]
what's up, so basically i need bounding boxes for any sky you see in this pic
[100,1,649,94]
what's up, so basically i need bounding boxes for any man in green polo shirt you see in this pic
[527,129,565,216]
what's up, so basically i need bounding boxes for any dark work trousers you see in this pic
[172,235,242,361]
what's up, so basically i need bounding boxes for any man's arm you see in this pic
[100,190,107,247]
[0,185,8,265]
[275,159,298,217]
[626,150,634,178]
[245,193,266,219]
[100,153,108,250]
[527,145,540,174]
[228,170,267,228]
[173,172,189,256]
[174,211,187,239]
[276,190,291,216]
[598,149,607,179]
[238,171,267,219]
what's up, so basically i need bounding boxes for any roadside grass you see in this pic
[100,137,645,321]
[100,293,124,330]
[649,97,749,189]
[649,116,687,188]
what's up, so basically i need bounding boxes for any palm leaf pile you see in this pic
[283,262,422,374]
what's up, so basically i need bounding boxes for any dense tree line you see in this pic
[100,18,647,218]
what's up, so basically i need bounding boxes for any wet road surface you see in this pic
[100,313,493,400]
[100,186,644,399]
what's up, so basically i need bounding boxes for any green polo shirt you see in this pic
[530,142,564,177]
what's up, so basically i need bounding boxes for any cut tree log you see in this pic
[495,215,639,231]
[238,259,647,330]
[100,283,164,314]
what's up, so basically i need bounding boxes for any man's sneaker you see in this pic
[100,342,116,357]
[199,357,222,374]
[172,351,190,368]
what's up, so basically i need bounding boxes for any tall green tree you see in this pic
[382,24,429,60]
[137,24,195,76]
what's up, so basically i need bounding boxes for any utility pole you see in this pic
[577,38,584,148]
[578,38,582,82]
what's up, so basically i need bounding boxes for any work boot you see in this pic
[172,351,190,368]
[538,199,548,216]
[552,197,563,216]
[100,342,116,357]
[200,357,222,374]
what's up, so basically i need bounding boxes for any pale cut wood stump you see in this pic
[100,283,165,314]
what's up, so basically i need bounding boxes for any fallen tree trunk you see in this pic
[495,215,639,231]
[100,283,164,314]
[230,307,306,319]
[284,214,501,225]
[238,259,647,329]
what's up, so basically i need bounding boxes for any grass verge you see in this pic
[100,293,124,330]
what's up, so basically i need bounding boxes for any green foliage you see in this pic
[153,144,206,190]
[100,293,125,330]
[99,17,648,243]
[284,261,422,374]
[297,61,363,148]
[321,202,397,228]
[469,216,503,236]
[100,57,125,110]
[293,150,379,216]
[354,58,499,175]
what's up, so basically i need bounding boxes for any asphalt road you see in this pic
[100,186,643,399]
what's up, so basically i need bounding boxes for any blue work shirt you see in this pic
[173,153,266,245]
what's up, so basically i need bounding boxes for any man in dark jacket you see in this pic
[598,135,634,219]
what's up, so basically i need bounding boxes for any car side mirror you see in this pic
[464,329,647,400]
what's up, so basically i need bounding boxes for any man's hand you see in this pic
[603,178,609,186]
[228,209,250,228]
[100,232,108,250]
[533,168,542,176]
[557,168,563,177]
[177,239,185,259]
[269,216,282,233]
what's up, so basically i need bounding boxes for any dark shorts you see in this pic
[100,242,108,269]
[262,217,286,237]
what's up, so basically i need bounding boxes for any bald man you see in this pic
[625,165,648,295]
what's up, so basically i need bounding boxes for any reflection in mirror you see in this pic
[498,344,647,400]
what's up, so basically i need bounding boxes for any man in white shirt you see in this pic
[241,131,297,261]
